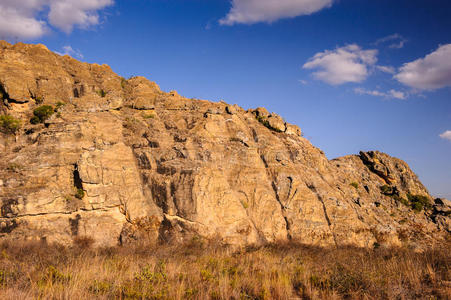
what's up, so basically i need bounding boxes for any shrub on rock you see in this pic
[31,105,54,124]
[0,115,21,134]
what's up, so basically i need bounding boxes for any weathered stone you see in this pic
[0,41,448,249]
[285,123,302,136]
[125,76,161,110]
[266,114,286,132]
[226,105,238,115]
[253,107,270,118]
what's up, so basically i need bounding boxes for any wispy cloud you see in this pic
[0,0,113,40]
[354,87,407,100]
[395,44,451,90]
[439,130,451,141]
[55,45,84,59]
[303,44,378,85]
[220,0,334,25]
[375,33,407,49]
[376,65,396,74]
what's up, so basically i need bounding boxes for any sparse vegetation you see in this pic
[35,96,44,104]
[380,184,395,195]
[350,182,359,189]
[96,89,107,98]
[394,195,410,206]
[380,185,432,212]
[240,200,249,209]
[123,116,143,132]
[256,115,283,133]
[120,78,127,89]
[0,240,448,299]
[75,188,84,200]
[55,101,65,110]
[142,113,155,119]
[31,105,54,124]
[407,194,432,212]
[0,115,21,134]
[7,163,22,172]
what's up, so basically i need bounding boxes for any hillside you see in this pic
[0,41,449,249]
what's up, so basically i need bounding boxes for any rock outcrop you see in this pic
[0,41,449,248]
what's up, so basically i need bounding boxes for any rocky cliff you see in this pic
[0,41,449,248]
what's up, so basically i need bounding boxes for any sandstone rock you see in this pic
[266,114,286,132]
[251,108,288,133]
[253,107,270,118]
[431,198,451,232]
[0,41,448,249]
[285,123,302,136]
[125,76,161,110]
[226,105,239,115]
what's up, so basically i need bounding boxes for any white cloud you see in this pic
[354,88,385,97]
[376,65,395,74]
[375,34,407,49]
[220,0,333,25]
[303,44,378,85]
[388,89,406,99]
[395,44,451,90]
[354,88,406,100]
[48,0,113,33]
[0,0,47,40]
[439,130,451,141]
[55,45,84,59]
[0,0,113,40]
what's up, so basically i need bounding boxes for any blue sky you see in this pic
[1,0,450,198]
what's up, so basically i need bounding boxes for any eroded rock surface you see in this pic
[0,41,448,248]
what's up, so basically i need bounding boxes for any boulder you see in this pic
[285,123,302,136]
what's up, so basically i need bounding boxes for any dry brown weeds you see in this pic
[0,237,449,299]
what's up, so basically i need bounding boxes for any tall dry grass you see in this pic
[0,237,449,299]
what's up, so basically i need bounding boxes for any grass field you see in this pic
[0,238,449,299]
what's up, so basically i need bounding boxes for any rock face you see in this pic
[0,41,449,248]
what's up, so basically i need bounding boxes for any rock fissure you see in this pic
[163,213,205,226]
[1,204,121,219]
[270,176,292,240]
[307,184,339,247]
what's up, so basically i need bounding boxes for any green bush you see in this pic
[350,182,359,189]
[31,105,54,124]
[75,188,85,199]
[407,194,432,212]
[30,116,40,124]
[55,101,65,110]
[96,89,107,98]
[142,113,155,119]
[35,96,44,104]
[0,115,21,134]
[411,202,423,212]
[380,185,392,195]
[393,195,409,206]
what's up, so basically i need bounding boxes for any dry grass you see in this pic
[0,238,449,299]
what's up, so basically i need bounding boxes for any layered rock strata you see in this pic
[0,41,449,248]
